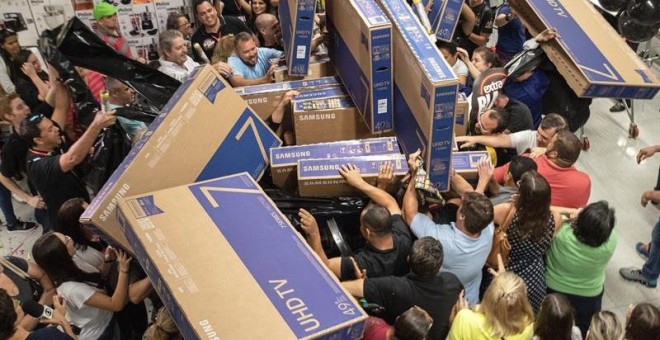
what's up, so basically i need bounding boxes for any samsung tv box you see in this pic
[235,76,341,120]
[298,154,408,197]
[327,0,393,133]
[510,0,659,99]
[279,0,318,76]
[80,65,281,251]
[377,0,459,192]
[117,173,367,339]
[270,137,400,190]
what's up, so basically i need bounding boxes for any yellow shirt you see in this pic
[448,309,534,340]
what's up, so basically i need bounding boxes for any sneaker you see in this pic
[619,267,657,288]
[609,102,626,112]
[636,242,650,260]
[6,221,38,232]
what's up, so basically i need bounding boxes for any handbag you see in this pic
[0,257,43,302]
[486,204,516,269]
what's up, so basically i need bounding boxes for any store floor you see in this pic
[1,94,658,322]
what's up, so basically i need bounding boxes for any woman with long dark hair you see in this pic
[0,28,20,94]
[55,198,108,274]
[489,170,557,311]
[246,0,274,32]
[32,232,131,340]
[11,49,50,109]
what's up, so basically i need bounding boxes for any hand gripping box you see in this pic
[377,0,459,192]
[509,0,659,99]
[326,0,393,133]
[279,0,317,76]
[298,154,409,197]
[80,65,281,252]
[292,90,374,145]
[270,137,401,190]
[422,0,464,42]
[116,173,367,339]
[273,55,336,83]
[234,76,341,120]
[452,150,490,181]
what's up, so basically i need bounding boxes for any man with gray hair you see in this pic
[158,29,200,81]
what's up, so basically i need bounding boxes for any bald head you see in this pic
[255,13,280,47]
[255,13,277,31]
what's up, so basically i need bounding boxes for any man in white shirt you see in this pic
[157,29,200,82]
[456,113,567,155]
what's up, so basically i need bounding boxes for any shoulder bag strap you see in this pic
[500,204,516,233]
[0,257,30,280]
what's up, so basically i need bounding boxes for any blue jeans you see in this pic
[0,182,18,226]
[642,217,660,281]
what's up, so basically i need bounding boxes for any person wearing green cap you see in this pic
[92,1,133,59]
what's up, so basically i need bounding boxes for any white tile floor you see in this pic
[0,85,658,324]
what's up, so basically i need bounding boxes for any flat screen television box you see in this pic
[279,0,317,76]
[80,65,281,251]
[117,173,367,339]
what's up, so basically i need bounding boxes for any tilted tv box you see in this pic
[117,173,367,339]
[422,0,464,42]
[327,0,393,133]
[279,0,317,76]
[510,0,659,99]
[377,0,458,192]
[80,65,281,252]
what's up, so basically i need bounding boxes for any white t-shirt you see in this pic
[453,59,469,78]
[508,129,538,154]
[58,281,113,340]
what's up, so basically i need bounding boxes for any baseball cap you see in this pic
[93,2,117,20]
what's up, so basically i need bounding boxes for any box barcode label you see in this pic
[377,99,387,114]
[296,45,307,59]
[370,16,386,24]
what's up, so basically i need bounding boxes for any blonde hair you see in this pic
[478,272,534,338]
[211,34,235,63]
[587,311,623,340]
[143,307,180,340]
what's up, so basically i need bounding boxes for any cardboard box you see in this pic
[273,55,336,83]
[421,0,464,42]
[292,93,373,144]
[327,0,393,133]
[509,0,660,99]
[80,65,281,251]
[454,93,469,136]
[279,0,317,76]
[452,151,490,181]
[295,86,348,101]
[298,154,409,197]
[270,137,401,190]
[377,0,459,192]
[116,173,367,339]
[234,76,342,120]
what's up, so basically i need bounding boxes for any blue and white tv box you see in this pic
[327,0,393,133]
[377,0,458,192]
[117,173,367,339]
[279,0,317,76]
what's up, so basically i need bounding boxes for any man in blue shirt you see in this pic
[402,150,495,305]
[227,32,283,87]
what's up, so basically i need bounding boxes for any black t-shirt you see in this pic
[1,130,30,180]
[455,2,494,56]
[191,15,252,62]
[505,98,534,133]
[216,0,249,18]
[27,150,90,222]
[364,272,463,340]
[27,327,73,340]
[2,256,34,305]
[340,214,412,280]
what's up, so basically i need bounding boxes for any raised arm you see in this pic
[456,134,513,149]
[339,164,401,215]
[402,150,422,226]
